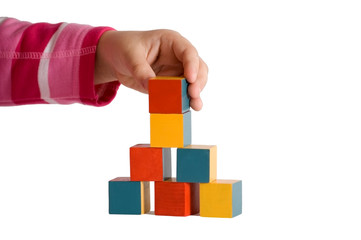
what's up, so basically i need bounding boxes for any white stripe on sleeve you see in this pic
[38,22,68,104]
[0,17,7,26]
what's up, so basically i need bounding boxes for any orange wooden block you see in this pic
[155,178,199,217]
[148,76,190,114]
[130,144,171,181]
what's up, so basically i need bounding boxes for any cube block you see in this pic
[177,145,217,183]
[200,180,242,218]
[149,76,190,114]
[109,177,150,215]
[150,111,191,148]
[130,144,171,181]
[155,178,199,216]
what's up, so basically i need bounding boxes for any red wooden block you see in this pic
[130,144,171,181]
[148,76,189,114]
[154,178,199,216]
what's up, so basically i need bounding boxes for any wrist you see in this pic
[94,30,117,85]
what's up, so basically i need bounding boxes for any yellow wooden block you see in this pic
[210,147,217,182]
[150,111,191,148]
[141,181,150,214]
[200,180,242,218]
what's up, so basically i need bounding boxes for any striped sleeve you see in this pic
[0,17,120,106]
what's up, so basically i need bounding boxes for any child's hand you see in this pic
[95,30,208,111]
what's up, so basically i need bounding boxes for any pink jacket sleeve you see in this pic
[0,17,120,106]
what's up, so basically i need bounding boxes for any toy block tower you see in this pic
[148,77,198,216]
[149,76,191,148]
[108,76,242,218]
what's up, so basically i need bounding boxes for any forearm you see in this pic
[0,17,119,106]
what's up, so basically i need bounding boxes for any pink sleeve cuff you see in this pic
[78,26,120,107]
[93,81,121,106]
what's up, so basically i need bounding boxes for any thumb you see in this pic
[129,60,156,93]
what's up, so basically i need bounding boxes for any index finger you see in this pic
[171,33,200,83]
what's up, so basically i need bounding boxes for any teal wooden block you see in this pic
[176,145,217,183]
[181,78,190,113]
[108,177,150,214]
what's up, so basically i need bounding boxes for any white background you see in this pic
[1,0,361,239]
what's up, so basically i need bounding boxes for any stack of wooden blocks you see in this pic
[109,76,242,218]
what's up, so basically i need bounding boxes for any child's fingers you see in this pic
[126,51,156,93]
[197,57,208,91]
[182,48,200,84]
[170,32,200,83]
[188,57,208,111]
[132,62,156,92]
[188,58,208,98]
[190,97,203,111]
